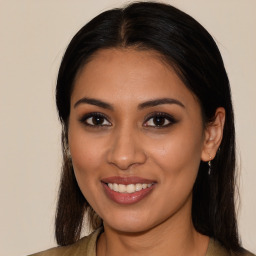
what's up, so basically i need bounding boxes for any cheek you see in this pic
[146,127,203,213]
[69,136,106,212]
[68,124,106,196]
[148,123,203,182]
[71,141,101,173]
[68,120,105,171]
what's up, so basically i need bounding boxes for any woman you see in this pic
[30,2,254,256]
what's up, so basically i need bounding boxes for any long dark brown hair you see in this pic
[55,2,241,252]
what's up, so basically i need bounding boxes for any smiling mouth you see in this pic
[101,176,156,204]
[107,183,153,193]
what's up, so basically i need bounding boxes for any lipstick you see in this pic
[101,176,156,205]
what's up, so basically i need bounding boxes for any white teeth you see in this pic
[107,183,153,193]
[118,184,126,193]
[113,183,119,192]
[127,184,135,193]
[135,184,142,191]
[142,184,147,189]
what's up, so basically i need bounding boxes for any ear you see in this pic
[201,107,225,162]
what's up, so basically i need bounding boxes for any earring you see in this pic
[208,155,212,175]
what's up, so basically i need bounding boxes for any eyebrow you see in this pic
[74,97,114,110]
[138,98,185,109]
[74,97,185,110]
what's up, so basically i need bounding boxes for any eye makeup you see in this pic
[78,110,178,130]
[143,112,178,128]
[79,112,112,127]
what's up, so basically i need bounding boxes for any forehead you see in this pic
[71,48,197,108]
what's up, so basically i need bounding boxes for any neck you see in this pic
[97,198,209,256]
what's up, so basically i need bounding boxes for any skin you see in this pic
[68,48,225,256]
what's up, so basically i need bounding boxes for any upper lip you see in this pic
[101,176,156,185]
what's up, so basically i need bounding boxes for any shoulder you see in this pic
[28,229,101,256]
[207,238,255,256]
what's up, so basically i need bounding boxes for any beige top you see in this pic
[29,229,255,256]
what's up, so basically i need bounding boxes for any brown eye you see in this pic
[144,113,176,128]
[152,116,166,126]
[80,113,111,127]
[91,116,105,125]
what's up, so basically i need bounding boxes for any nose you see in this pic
[107,128,147,170]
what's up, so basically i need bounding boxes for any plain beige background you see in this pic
[0,0,255,255]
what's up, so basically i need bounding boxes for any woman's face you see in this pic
[68,48,207,233]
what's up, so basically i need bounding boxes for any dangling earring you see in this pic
[208,155,212,175]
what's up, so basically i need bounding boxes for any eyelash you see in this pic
[144,112,177,128]
[79,112,111,128]
[79,112,177,128]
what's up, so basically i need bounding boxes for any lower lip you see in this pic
[102,183,155,205]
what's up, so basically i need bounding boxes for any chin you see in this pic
[102,211,158,234]
[107,222,153,234]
